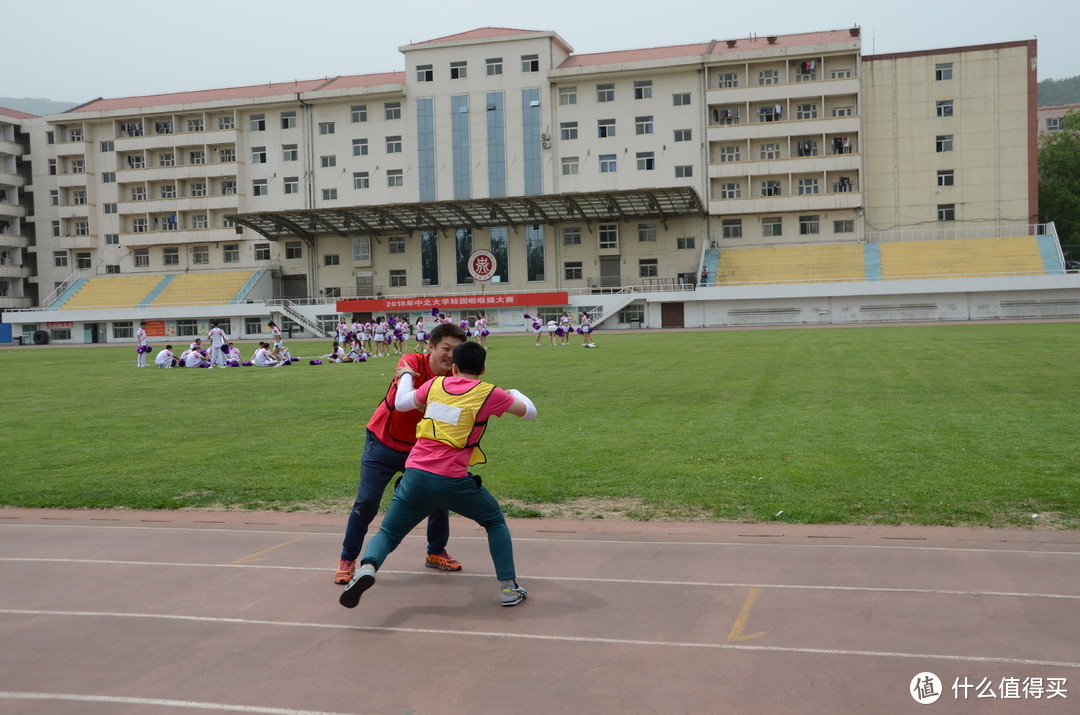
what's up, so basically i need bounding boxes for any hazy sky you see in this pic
[7,0,1078,102]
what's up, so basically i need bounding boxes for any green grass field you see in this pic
[1,322,1077,528]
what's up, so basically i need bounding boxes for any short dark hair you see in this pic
[452,340,487,375]
[429,322,467,346]
[165,344,172,350]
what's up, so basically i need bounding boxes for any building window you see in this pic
[72,190,87,205]
[192,246,209,264]
[284,176,299,194]
[100,140,114,152]
[417,64,433,82]
[50,328,72,341]
[102,172,115,183]
[677,236,695,250]
[192,214,208,229]
[560,121,578,140]
[161,185,176,199]
[936,100,954,118]
[353,172,370,189]
[251,146,266,163]
[255,243,271,261]
[796,104,818,120]
[831,69,853,79]
[832,106,854,117]
[937,170,955,187]
[351,105,367,122]
[599,154,617,173]
[221,180,236,195]
[720,182,741,199]
[675,165,693,178]
[634,80,653,99]
[486,57,502,75]
[935,63,953,81]
[597,118,616,138]
[561,157,579,175]
[759,70,779,85]
[559,86,577,105]
[1046,117,1061,131]
[163,247,179,265]
[352,236,371,262]
[388,236,406,254]
[50,190,58,206]
[320,155,336,168]
[937,204,956,222]
[719,146,740,162]
[761,180,782,197]
[113,321,134,338]
[563,227,582,245]
[175,319,198,337]
[450,61,467,79]
[105,234,119,245]
[218,116,235,130]
[596,83,615,102]
[797,178,819,195]
[250,114,266,131]
[638,223,657,242]
[318,121,335,135]
[387,169,403,187]
[936,135,953,153]
[674,129,692,142]
[159,153,174,167]
[252,179,268,196]
[322,189,338,201]
[134,249,149,267]
[283,144,298,161]
[760,143,781,160]
[834,220,854,234]
[799,215,820,235]
[389,269,407,288]
[599,224,618,249]
[386,136,402,153]
[635,115,654,135]
[762,216,782,237]
[716,72,739,88]
[285,241,302,259]
[722,219,742,239]
[131,187,146,201]
[639,259,658,278]
[53,251,68,267]
[564,261,583,280]
[219,148,235,162]
[384,102,401,120]
[223,244,239,263]
[352,138,368,156]
[132,218,147,233]
[52,220,60,236]
[324,254,340,266]
[280,111,296,129]
[244,317,262,335]
[521,54,539,72]
[636,152,655,171]
[673,93,691,106]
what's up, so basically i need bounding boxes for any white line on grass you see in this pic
[0,692,349,715]
[2,557,1078,600]
[1,609,1078,670]
[3,523,1079,556]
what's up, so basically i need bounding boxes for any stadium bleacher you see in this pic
[715,243,866,284]
[55,271,256,310]
[148,271,254,306]
[58,275,167,310]
[878,237,1047,280]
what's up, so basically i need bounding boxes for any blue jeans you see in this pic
[362,468,516,581]
[339,431,450,561]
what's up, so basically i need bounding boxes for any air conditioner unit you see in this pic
[541,133,550,141]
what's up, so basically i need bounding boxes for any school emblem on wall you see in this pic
[468,250,497,282]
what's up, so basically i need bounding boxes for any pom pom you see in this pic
[523,313,532,319]
[291,357,299,362]
[576,327,583,334]
[242,361,253,366]
[309,359,323,365]
[480,329,489,336]
[431,307,440,317]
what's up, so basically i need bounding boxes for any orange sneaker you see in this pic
[425,551,462,571]
[334,558,356,584]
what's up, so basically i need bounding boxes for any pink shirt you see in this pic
[406,377,515,478]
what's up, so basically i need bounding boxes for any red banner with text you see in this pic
[337,291,569,314]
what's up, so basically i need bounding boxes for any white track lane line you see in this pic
[1,609,1078,670]
[0,692,349,715]
[2,557,1078,600]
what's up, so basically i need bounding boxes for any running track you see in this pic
[1,508,1077,713]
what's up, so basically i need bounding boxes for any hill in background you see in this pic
[0,97,82,116]
[1039,76,1080,106]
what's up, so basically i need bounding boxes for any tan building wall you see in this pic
[863,41,1038,234]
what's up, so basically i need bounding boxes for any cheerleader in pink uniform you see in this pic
[580,312,596,348]
[475,313,489,348]
[526,314,543,346]
[414,317,427,352]
[559,312,573,346]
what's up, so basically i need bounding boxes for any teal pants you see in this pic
[362,468,517,581]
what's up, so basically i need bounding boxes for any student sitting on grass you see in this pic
[340,340,537,609]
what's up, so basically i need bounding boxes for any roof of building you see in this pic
[0,106,38,119]
[405,27,544,46]
[229,187,705,241]
[559,28,861,69]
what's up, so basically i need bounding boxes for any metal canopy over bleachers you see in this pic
[226,187,705,241]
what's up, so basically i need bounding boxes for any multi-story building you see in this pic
[0,106,34,311]
[8,27,1073,343]
[1038,103,1080,134]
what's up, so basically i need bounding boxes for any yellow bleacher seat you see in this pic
[716,244,865,284]
[149,271,253,306]
[879,237,1045,279]
[59,275,164,310]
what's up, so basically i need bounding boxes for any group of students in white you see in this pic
[139,320,293,368]
[322,311,491,364]
[529,311,596,348]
